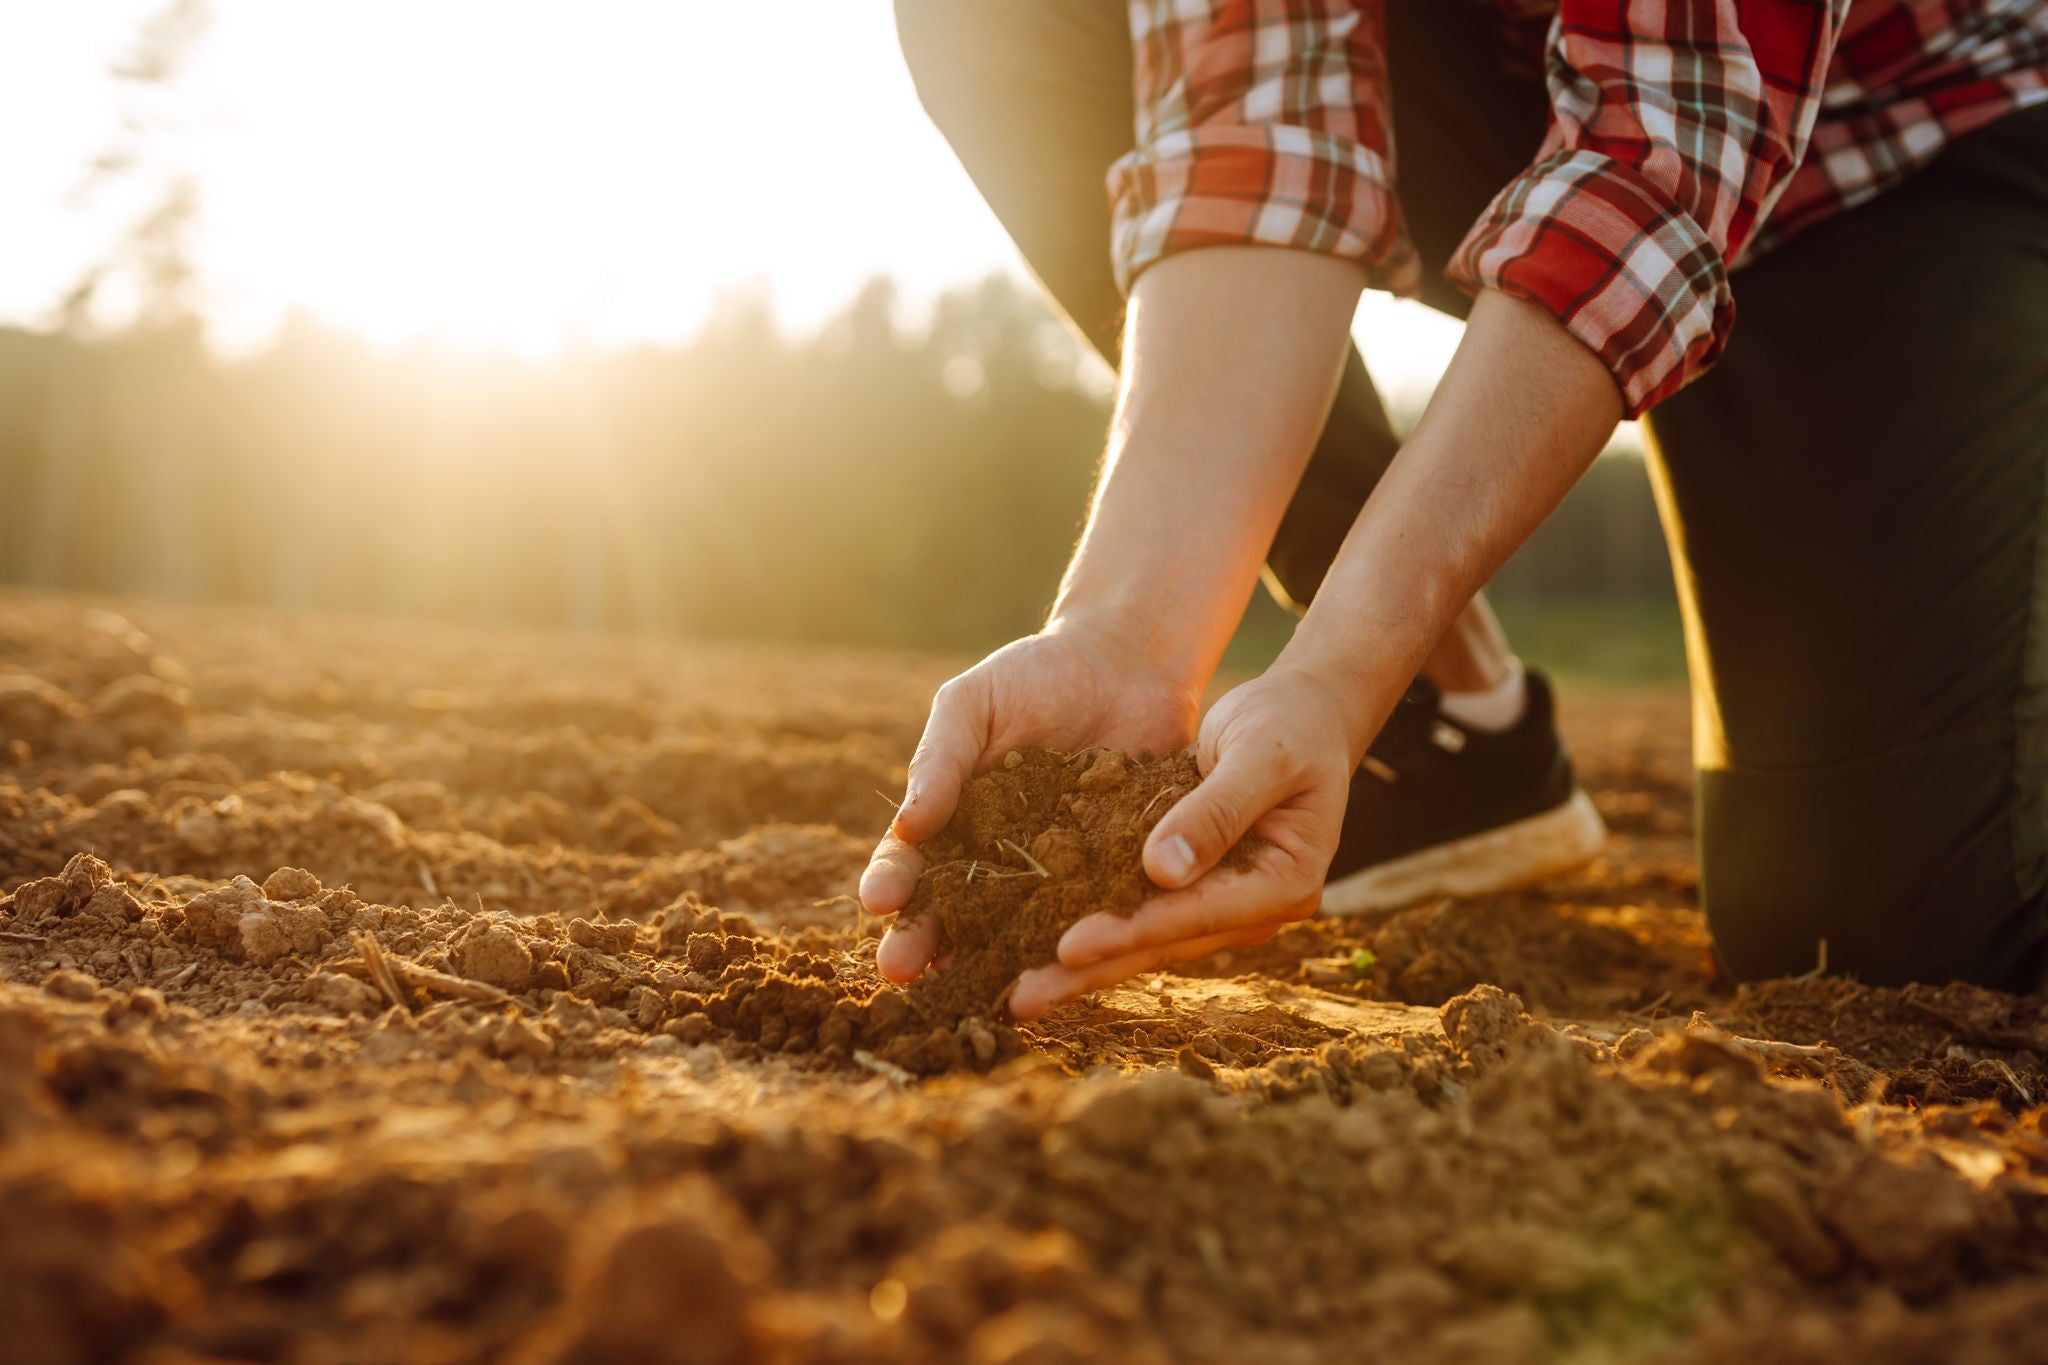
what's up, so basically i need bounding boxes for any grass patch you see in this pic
[1491,595,1687,686]
[1223,593,1687,688]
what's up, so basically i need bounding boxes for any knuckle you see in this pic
[1191,796,1242,853]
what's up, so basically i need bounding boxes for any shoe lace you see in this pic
[1362,678,1444,781]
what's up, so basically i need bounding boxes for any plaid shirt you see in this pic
[1108,1,2048,415]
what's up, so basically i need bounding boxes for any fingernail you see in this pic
[1009,969,1053,1021]
[1057,921,1101,964]
[1155,834,1195,886]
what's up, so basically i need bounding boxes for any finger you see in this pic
[1008,928,1252,1022]
[859,834,924,916]
[892,675,990,844]
[875,914,940,984]
[1012,923,1283,1018]
[1060,864,1317,965]
[1143,738,1303,890]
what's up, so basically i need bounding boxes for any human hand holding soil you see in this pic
[863,644,1357,1021]
[860,625,1199,985]
[1006,664,1351,1018]
[861,253,1395,1015]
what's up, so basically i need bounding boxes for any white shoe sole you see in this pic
[1319,788,1608,918]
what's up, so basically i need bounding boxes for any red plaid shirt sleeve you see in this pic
[1107,1,1421,300]
[1110,2,2044,415]
[1110,0,1857,418]
[1447,1,1853,415]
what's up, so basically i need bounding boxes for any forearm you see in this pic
[1051,247,1367,688]
[1279,289,1625,757]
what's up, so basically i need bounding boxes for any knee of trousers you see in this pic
[1696,736,2048,992]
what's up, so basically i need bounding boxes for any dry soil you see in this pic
[5,591,2048,1365]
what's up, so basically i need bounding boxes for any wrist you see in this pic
[1269,629,1426,764]
[1042,595,1217,697]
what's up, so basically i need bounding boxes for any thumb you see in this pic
[1143,737,1298,890]
[893,674,989,844]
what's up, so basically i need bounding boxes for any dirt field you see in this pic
[6,589,2048,1365]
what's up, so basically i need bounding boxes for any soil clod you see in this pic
[898,748,1257,1022]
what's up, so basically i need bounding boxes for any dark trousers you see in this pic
[894,0,2048,991]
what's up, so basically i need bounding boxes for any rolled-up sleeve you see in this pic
[1108,0,1420,298]
[1449,1,1851,416]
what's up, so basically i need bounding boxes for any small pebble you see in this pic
[42,969,100,1002]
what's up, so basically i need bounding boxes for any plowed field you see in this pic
[5,590,2048,1364]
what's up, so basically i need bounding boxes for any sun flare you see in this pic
[2,0,1473,401]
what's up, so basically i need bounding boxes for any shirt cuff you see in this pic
[1108,124,1420,298]
[1447,150,1735,417]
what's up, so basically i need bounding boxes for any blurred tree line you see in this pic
[0,0,1677,668]
[0,275,1674,659]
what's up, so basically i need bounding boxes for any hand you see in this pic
[1007,663,1361,1021]
[862,624,1200,984]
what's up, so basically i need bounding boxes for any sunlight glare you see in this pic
[0,0,1480,403]
[183,0,1014,355]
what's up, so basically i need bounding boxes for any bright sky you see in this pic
[0,0,1468,401]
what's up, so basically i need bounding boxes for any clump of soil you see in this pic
[897,747,1258,1022]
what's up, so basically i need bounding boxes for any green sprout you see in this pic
[1349,948,1378,976]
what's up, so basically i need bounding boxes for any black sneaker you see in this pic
[1321,668,1606,916]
